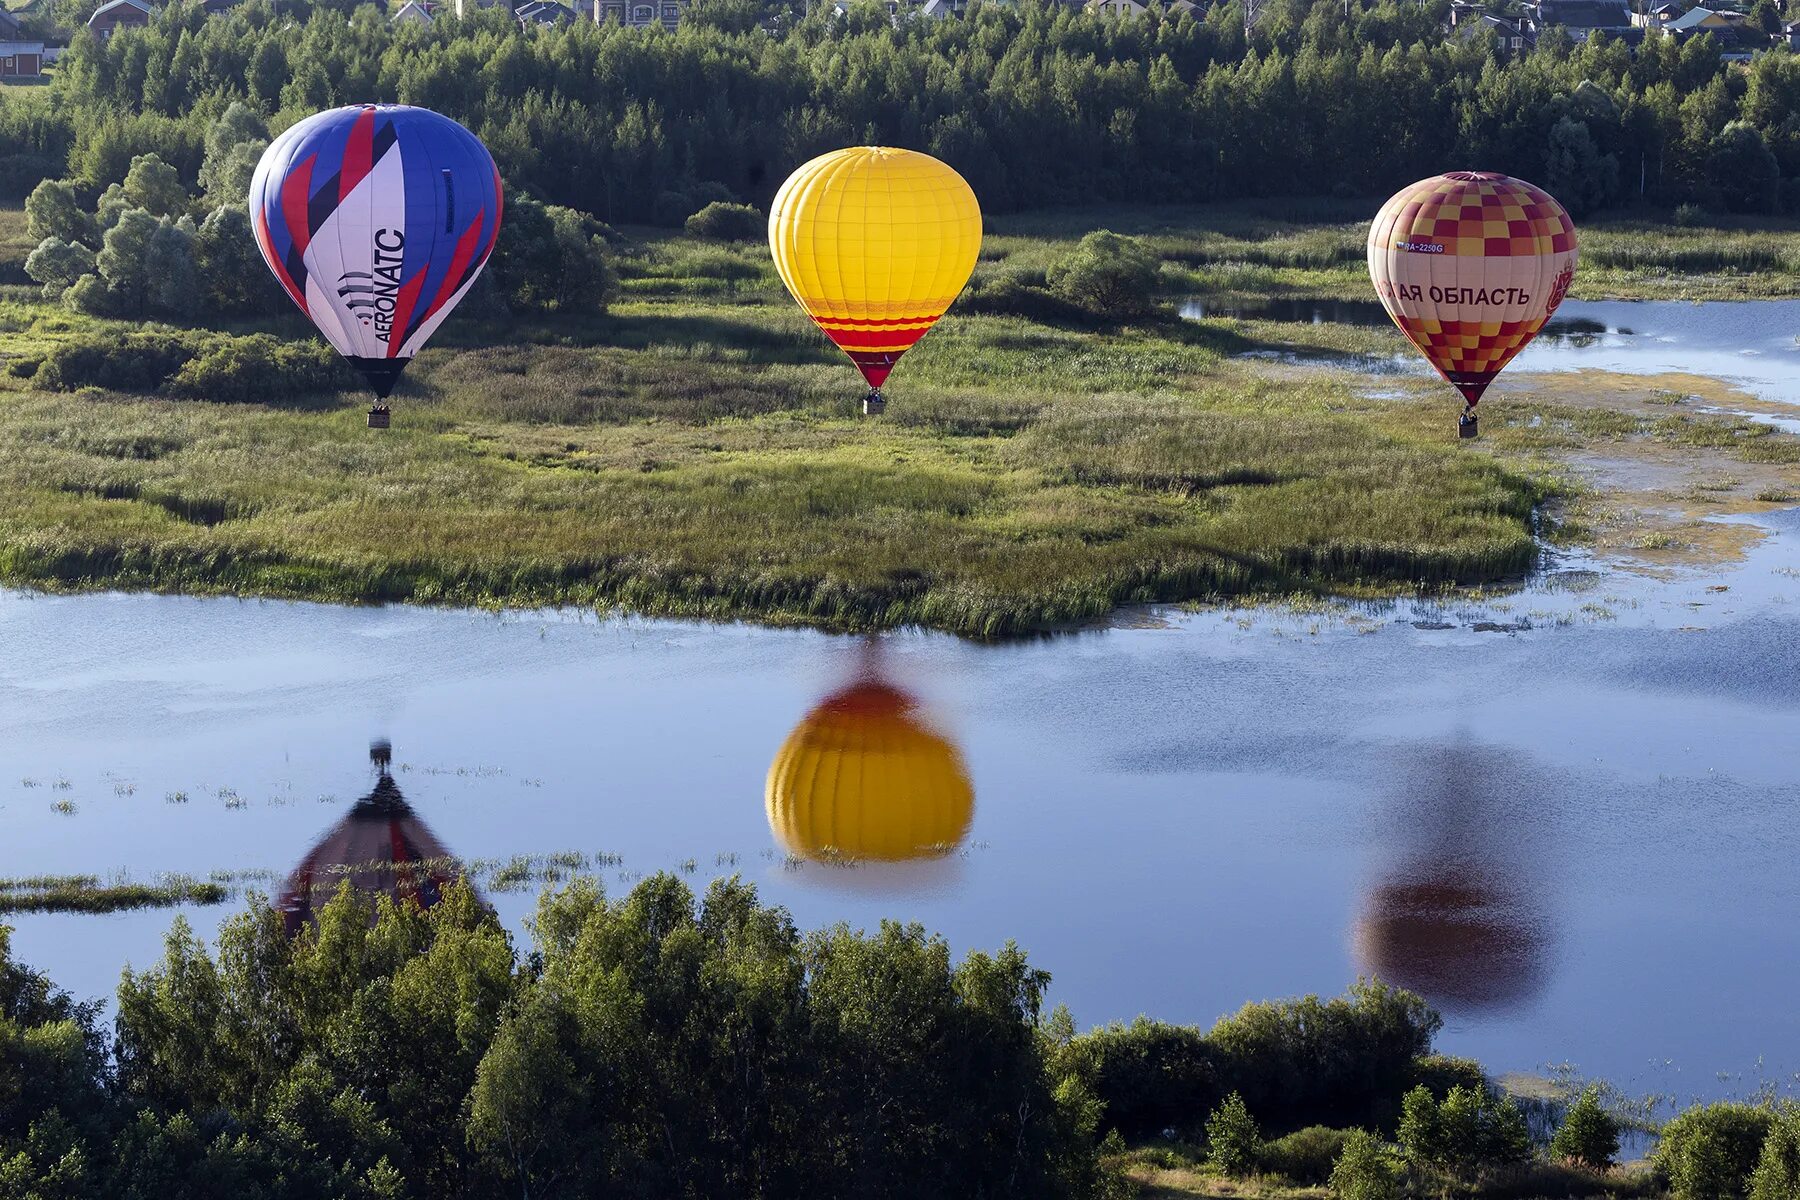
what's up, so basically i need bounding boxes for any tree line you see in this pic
[3,0,1800,226]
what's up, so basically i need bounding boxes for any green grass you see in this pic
[3,200,1798,634]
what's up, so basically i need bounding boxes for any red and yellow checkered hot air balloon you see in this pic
[1368,172,1578,438]
[768,147,982,415]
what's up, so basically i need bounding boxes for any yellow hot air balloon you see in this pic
[768,147,982,415]
[766,677,974,862]
[1368,171,1578,438]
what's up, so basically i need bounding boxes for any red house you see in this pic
[0,40,44,77]
[86,0,152,39]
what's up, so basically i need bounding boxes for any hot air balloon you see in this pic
[768,147,981,415]
[275,740,472,933]
[249,105,503,428]
[766,648,974,862]
[1368,172,1578,438]
[1353,871,1547,1014]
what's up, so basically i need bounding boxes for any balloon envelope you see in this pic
[249,104,502,399]
[1367,171,1577,406]
[768,147,981,391]
[766,679,974,862]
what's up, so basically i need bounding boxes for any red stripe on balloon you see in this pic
[384,269,429,360]
[339,106,376,203]
[281,153,316,257]
[402,207,486,352]
[254,207,307,314]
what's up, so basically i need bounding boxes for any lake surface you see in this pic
[4,516,1799,1109]
[1185,296,1800,407]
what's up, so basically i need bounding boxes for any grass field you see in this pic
[1,201,1797,634]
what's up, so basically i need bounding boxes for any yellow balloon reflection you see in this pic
[766,647,973,863]
[276,740,470,933]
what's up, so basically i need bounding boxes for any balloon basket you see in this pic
[863,391,886,416]
[1457,413,1479,440]
[367,404,391,430]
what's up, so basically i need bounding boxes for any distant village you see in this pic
[0,0,1791,87]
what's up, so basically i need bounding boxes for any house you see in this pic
[391,0,433,22]
[591,0,685,27]
[1453,11,1526,47]
[453,0,509,19]
[1784,16,1800,45]
[85,0,151,38]
[201,0,239,14]
[0,39,44,77]
[0,8,22,39]
[1635,0,1681,26]
[1085,0,1145,14]
[1664,5,1738,30]
[1523,0,1632,39]
[517,0,575,24]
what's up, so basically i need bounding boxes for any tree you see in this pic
[1551,1086,1621,1170]
[1399,1083,1529,1181]
[1046,231,1161,319]
[1545,117,1619,216]
[1331,1129,1400,1200]
[24,238,97,301]
[1709,122,1780,213]
[1750,1107,1800,1200]
[486,192,617,313]
[1656,1103,1776,1200]
[24,180,93,245]
[198,102,269,205]
[1205,1092,1260,1176]
[122,153,189,218]
[193,206,278,313]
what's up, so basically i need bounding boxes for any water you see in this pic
[1184,296,1800,407]
[4,516,1799,1107]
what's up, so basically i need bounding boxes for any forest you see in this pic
[1,0,1798,226]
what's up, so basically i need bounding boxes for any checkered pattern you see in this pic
[1391,172,1576,257]
[1393,314,1547,389]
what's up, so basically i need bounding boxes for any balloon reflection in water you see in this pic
[1352,743,1551,1015]
[276,740,470,933]
[766,645,974,864]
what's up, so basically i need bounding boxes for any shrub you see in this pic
[1332,1129,1401,1200]
[1046,230,1162,318]
[685,201,765,241]
[1708,123,1780,215]
[165,335,348,404]
[1658,1104,1779,1200]
[1258,1125,1352,1184]
[960,271,1097,325]
[31,332,200,393]
[1550,1086,1620,1170]
[1673,202,1709,227]
[1750,1107,1800,1200]
[24,179,93,245]
[1398,1083,1530,1181]
[1206,1092,1260,1176]
[24,237,96,300]
[1412,1054,1488,1099]
[1065,1018,1222,1139]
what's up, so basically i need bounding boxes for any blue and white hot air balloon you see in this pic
[249,105,502,418]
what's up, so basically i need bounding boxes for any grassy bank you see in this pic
[2,202,1798,634]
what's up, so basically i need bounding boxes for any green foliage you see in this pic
[1331,1128,1401,1200]
[32,332,199,392]
[1710,123,1781,214]
[1658,1104,1779,1200]
[485,191,618,313]
[1750,1106,1800,1200]
[686,200,765,241]
[1257,1125,1352,1184]
[1062,1018,1221,1140]
[1550,1086,1621,1170]
[1047,230,1162,318]
[1673,202,1709,227]
[166,334,348,403]
[1205,1092,1261,1177]
[1410,1053,1488,1099]
[193,205,284,314]
[76,208,195,316]
[198,102,269,205]
[24,179,92,245]
[24,237,96,300]
[122,152,190,218]
[1545,117,1618,217]
[1397,1083,1530,1181]
[2,880,1114,1199]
